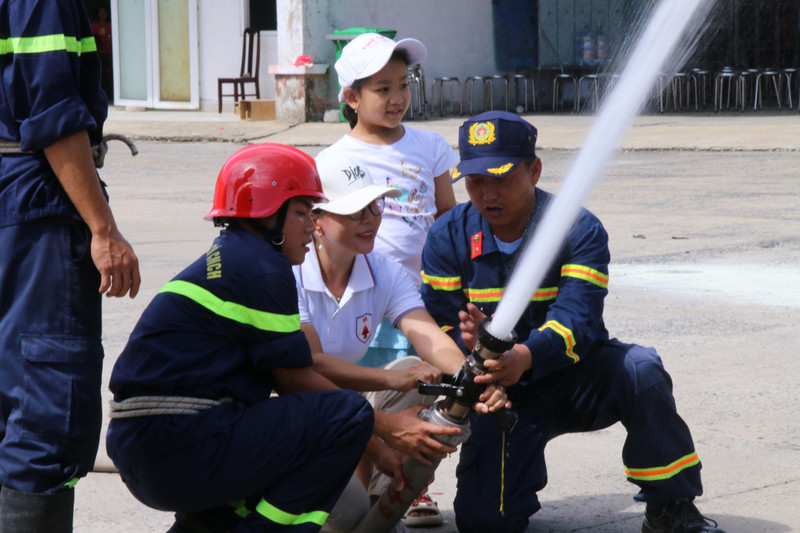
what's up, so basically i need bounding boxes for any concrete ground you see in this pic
[71,107,800,532]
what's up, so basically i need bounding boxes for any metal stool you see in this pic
[484,75,509,111]
[463,76,486,115]
[781,68,795,110]
[739,68,760,108]
[714,69,744,112]
[432,77,462,116]
[406,64,428,120]
[511,74,535,113]
[577,73,601,112]
[669,72,690,110]
[552,73,577,111]
[654,73,671,113]
[690,68,711,109]
[753,70,784,111]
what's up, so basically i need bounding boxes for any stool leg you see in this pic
[553,78,558,111]
[434,81,442,116]
[786,74,793,110]
[753,75,760,111]
[772,75,782,110]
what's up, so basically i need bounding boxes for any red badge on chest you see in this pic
[356,313,373,343]
[470,232,483,259]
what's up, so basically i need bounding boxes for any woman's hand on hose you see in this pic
[385,361,442,392]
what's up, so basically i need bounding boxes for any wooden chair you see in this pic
[217,28,261,113]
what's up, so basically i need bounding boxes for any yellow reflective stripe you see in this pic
[421,271,461,291]
[255,499,328,526]
[159,280,299,333]
[0,34,97,55]
[465,287,504,302]
[465,287,558,303]
[625,451,700,481]
[538,320,579,363]
[531,287,559,301]
[561,264,609,289]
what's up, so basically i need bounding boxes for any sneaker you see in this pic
[642,499,725,533]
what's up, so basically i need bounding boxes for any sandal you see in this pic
[402,493,443,528]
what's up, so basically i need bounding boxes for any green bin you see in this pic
[329,28,397,121]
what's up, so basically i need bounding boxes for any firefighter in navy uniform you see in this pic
[420,111,725,533]
[106,144,377,533]
[0,1,140,531]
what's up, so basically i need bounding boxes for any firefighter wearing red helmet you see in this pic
[106,143,376,532]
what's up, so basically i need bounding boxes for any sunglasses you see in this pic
[347,198,385,221]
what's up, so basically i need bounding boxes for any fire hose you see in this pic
[349,318,517,533]
[0,133,138,168]
[91,133,139,168]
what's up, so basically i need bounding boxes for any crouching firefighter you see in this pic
[106,143,375,533]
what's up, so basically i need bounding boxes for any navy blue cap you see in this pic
[452,111,538,182]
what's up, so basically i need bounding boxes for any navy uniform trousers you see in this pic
[0,219,103,493]
[110,390,373,533]
[454,339,703,533]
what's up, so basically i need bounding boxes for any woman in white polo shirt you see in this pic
[294,151,506,531]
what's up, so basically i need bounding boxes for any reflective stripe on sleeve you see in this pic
[464,287,559,303]
[625,451,700,481]
[561,264,609,289]
[538,320,579,363]
[421,271,461,291]
[255,499,329,527]
[159,280,300,333]
[0,34,97,56]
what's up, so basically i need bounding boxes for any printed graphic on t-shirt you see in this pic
[356,313,374,343]
[383,159,433,232]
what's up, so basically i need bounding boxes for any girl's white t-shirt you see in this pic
[317,127,458,287]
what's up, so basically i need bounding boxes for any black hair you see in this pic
[342,49,411,129]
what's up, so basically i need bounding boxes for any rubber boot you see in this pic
[0,487,74,533]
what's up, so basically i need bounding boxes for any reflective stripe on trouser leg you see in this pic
[254,499,328,527]
[618,343,703,502]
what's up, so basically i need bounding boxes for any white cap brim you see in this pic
[314,185,402,215]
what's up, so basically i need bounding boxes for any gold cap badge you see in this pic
[468,121,496,146]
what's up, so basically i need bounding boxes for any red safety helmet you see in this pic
[205,143,327,221]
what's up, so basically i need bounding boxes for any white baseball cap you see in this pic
[335,32,427,103]
[313,151,402,215]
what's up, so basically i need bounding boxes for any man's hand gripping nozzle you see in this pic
[418,317,518,433]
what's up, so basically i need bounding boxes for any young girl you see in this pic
[318,32,458,369]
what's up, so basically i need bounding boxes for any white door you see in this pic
[111,0,199,109]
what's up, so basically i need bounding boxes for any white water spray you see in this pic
[487,0,715,339]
